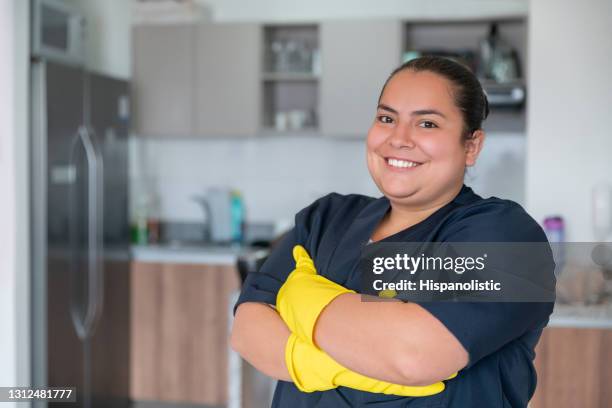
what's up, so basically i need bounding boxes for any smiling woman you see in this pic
[367,58,489,241]
[230,56,554,408]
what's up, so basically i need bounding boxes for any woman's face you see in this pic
[366,69,483,209]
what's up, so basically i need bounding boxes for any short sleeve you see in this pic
[232,193,335,316]
[416,200,556,368]
[232,227,297,315]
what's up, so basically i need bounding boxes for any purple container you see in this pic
[544,216,565,277]
[543,216,564,243]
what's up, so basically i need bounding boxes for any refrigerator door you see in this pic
[89,73,130,248]
[32,60,92,408]
[31,62,130,408]
[87,72,131,408]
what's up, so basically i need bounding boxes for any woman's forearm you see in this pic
[312,293,417,385]
[313,293,467,386]
[230,302,292,382]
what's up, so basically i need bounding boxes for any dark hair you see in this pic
[377,56,490,141]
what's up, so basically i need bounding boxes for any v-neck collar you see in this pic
[364,184,475,243]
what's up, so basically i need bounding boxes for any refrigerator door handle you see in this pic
[87,125,105,338]
[69,125,103,340]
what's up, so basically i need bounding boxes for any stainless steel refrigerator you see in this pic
[31,59,131,408]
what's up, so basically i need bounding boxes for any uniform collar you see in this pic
[354,184,478,240]
[359,184,475,219]
[334,185,477,288]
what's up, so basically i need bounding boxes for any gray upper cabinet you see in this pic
[195,23,261,137]
[132,24,196,137]
[319,20,402,138]
[132,23,260,137]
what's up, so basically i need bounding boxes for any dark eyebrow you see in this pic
[377,103,399,115]
[377,104,447,119]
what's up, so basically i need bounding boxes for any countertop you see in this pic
[548,303,612,329]
[130,243,268,265]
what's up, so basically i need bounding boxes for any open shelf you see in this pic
[261,24,320,132]
[402,18,528,132]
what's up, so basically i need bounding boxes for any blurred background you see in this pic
[1,0,611,407]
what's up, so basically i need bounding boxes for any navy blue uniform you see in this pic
[233,185,554,407]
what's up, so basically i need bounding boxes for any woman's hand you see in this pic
[275,245,355,346]
[285,331,447,397]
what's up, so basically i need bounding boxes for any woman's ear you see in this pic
[465,130,485,167]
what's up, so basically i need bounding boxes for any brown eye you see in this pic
[377,115,393,124]
[419,120,438,129]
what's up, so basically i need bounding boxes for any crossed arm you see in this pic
[230,292,468,386]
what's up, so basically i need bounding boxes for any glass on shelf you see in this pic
[286,40,298,71]
[268,38,317,74]
[270,40,288,72]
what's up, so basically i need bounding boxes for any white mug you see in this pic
[288,110,306,130]
[275,111,288,131]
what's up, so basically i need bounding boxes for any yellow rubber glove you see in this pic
[276,245,355,345]
[285,332,447,396]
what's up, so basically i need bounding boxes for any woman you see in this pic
[231,56,554,407]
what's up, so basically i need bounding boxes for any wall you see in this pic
[526,0,612,241]
[0,0,30,400]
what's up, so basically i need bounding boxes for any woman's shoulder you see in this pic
[292,192,378,242]
[443,190,548,243]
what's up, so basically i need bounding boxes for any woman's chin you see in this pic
[380,186,421,201]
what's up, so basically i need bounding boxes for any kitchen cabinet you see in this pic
[531,327,612,408]
[195,23,261,136]
[132,23,260,137]
[130,261,240,406]
[319,20,402,138]
[132,24,196,136]
[132,19,526,138]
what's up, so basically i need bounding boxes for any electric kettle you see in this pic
[192,187,233,243]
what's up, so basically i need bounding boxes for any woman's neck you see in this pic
[371,184,463,242]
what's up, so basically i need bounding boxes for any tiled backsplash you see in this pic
[129,133,525,225]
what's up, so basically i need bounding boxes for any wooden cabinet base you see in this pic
[531,327,612,408]
[130,262,240,405]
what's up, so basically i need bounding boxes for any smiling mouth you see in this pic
[385,157,423,169]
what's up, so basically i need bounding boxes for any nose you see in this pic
[387,122,416,149]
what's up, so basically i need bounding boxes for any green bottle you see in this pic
[230,190,244,244]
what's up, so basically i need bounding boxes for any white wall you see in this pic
[198,0,528,22]
[0,0,30,400]
[526,0,612,241]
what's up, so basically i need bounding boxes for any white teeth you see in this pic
[387,158,420,168]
